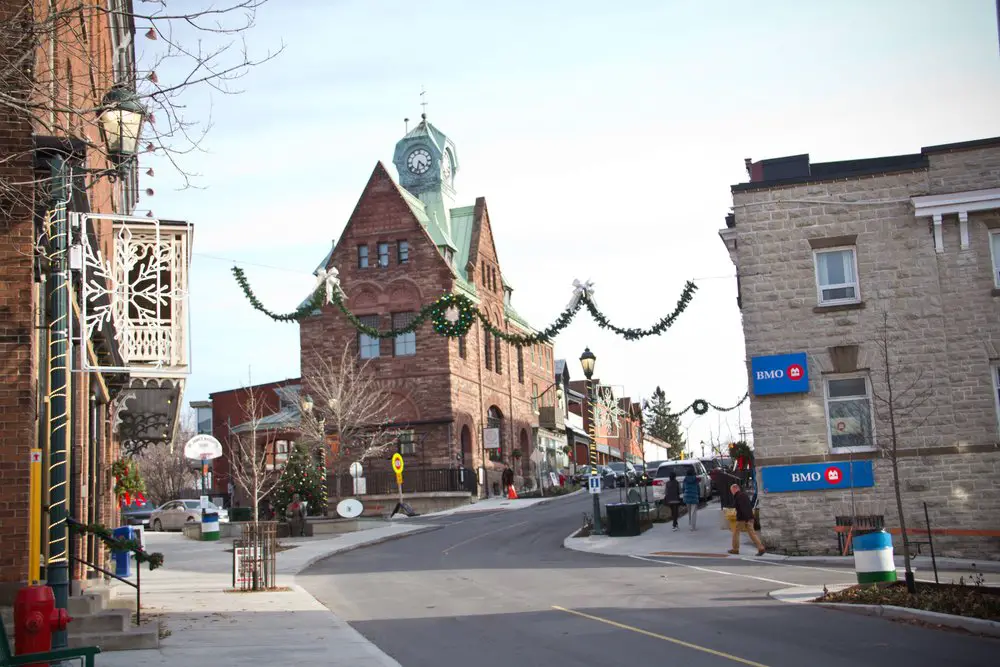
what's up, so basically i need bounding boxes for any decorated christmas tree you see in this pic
[272,443,327,518]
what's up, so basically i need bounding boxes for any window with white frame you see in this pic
[398,430,416,455]
[825,375,874,450]
[990,231,1000,288]
[393,312,417,356]
[267,439,291,470]
[358,314,380,359]
[814,247,860,305]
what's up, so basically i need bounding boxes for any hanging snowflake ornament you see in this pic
[430,293,475,337]
[592,385,626,436]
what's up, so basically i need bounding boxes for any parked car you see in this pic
[572,465,599,484]
[121,503,154,527]
[701,457,735,494]
[150,499,230,532]
[651,460,712,502]
[633,463,652,486]
[606,462,638,487]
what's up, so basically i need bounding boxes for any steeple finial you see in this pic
[420,86,428,119]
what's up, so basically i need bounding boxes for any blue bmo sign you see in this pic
[761,461,875,493]
[750,352,809,395]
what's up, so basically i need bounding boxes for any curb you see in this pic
[288,525,442,575]
[814,601,1000,638]
[766,554,1000,573]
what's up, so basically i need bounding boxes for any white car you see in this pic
[651,460,712,502]
[150,499,230,531]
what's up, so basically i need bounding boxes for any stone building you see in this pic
[720,136,1000,559]
[298,116,555,496]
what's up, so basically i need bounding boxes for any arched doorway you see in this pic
[460,425,472,466]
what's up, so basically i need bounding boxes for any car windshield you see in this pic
[608,463,626,471]
[656,464,697,478]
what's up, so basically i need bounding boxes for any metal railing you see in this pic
[331,466,478,498]
[71,554,141,626]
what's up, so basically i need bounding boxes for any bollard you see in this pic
[853,530,897,585]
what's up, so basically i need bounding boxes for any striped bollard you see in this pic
[201,511,220,541]
[853,530,897,585]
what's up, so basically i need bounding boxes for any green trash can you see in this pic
[606,503,641,537]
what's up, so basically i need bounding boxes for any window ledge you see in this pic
[813,301,865,314]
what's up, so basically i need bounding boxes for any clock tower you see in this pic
[392,113,459,238]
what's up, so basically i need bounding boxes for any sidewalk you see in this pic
[96,522,435,666]
[563,502,1000,573]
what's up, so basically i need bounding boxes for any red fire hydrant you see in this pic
[14,585,71,665]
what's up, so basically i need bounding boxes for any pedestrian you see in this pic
[664,471,682,531]
[728,483,765,556]
[683,466,700,531]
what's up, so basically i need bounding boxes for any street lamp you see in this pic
[43,84,146,650]
[579,347,603,535]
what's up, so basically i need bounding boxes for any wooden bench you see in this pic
[1,615,100,667]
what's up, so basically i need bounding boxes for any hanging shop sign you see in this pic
[750,352,809,396]
[761,460,874,493]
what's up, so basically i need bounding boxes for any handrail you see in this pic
[71,554,141,626]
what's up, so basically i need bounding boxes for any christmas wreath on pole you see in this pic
[111,458,146,507]
[728,441,753,472]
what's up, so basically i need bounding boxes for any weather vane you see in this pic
[420,86,428,119]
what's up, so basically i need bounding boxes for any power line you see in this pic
[193,252,311,275]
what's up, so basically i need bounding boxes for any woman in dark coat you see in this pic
[664,471,682,530]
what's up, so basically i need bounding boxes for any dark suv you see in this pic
[701,457,734,494]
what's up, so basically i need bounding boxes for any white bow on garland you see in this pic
[314,266,343,304]
[568,278,596,311]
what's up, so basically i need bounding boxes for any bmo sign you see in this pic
[750,352,809,396]
[761,461,875,493]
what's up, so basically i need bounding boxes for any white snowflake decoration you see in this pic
[592,385,626,436]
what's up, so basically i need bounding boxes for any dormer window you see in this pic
[503,287,512,307]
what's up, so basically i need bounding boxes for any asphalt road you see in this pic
[298,493,998,667]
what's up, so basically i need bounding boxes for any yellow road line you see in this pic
[441,520,531,555]
[551,606,771,667]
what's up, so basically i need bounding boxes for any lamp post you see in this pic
[580,347,602,535]
[43,85,145,650]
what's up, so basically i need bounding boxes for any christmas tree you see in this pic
[272,443,328,518]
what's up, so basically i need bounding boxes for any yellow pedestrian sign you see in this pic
[392,453,404,475]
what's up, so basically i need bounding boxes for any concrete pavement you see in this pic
[95,522,434,666]
[299,492,1000,667]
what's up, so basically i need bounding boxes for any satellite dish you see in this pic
[337,498,364,519]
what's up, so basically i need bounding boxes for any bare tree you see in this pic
[228,384,283,524]
[840,310,934,592]
[298,344,399,499]
[135,427,196,505]
[1,0,282,217]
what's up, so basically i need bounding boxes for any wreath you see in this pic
[691,399,709,415]
[112,458,146,506]
[728,441,753,471]
[429,293,476,338]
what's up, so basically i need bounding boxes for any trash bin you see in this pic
[201,511,220,541]
[606,503,640,537]
[111,526,134,577]
[853,530,897,585]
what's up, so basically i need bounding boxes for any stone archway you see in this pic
[460,424,473,467]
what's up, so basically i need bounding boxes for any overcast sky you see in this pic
[140,0,1000,454]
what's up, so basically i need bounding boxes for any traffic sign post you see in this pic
[28,449,42,584]
[392,453,404,509]
[588,475,601,495]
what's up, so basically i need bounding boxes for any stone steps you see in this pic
[69,625,160,652]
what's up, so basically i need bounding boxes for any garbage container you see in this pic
[606,503,640,537]
[201,511,220,541]
[853,530,897,585]
[111,526,134,577]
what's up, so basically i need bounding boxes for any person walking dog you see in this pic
[728,483,765,556]
[664,471,682,531]
[683,467,700,530]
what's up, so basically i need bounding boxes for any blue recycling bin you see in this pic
[112,525,134,577]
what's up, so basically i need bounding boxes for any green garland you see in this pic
[70,521,164,570]
[232,266,699,346]
[673,391,749,418]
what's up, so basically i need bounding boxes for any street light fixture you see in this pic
[42,84,146,650]
[579,347,603,535]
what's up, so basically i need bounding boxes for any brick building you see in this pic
[298,115,555,496]
[720,137,1000,559]
[567,380,643,467]
[0,0,189,604]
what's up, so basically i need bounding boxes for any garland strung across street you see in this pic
[232,266,698,345]
[672,390,750,417]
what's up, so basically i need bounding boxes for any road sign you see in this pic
[349,461,364,478]
[395,471,403,486]
[588,474,601,495]
[392,453,404,474]
[184,434,223,460]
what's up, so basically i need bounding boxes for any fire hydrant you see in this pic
[14,585,71,662]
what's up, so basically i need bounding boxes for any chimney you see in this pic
[744,158,753,177]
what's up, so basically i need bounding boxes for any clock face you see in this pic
[406,148,432,175]
[441,151,453,183]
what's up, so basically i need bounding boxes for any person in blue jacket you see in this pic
[683,466,701,530]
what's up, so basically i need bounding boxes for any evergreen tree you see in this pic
[273,443,328,518]
[643,386,685,454]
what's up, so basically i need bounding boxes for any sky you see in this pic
[138,0,1000,455]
